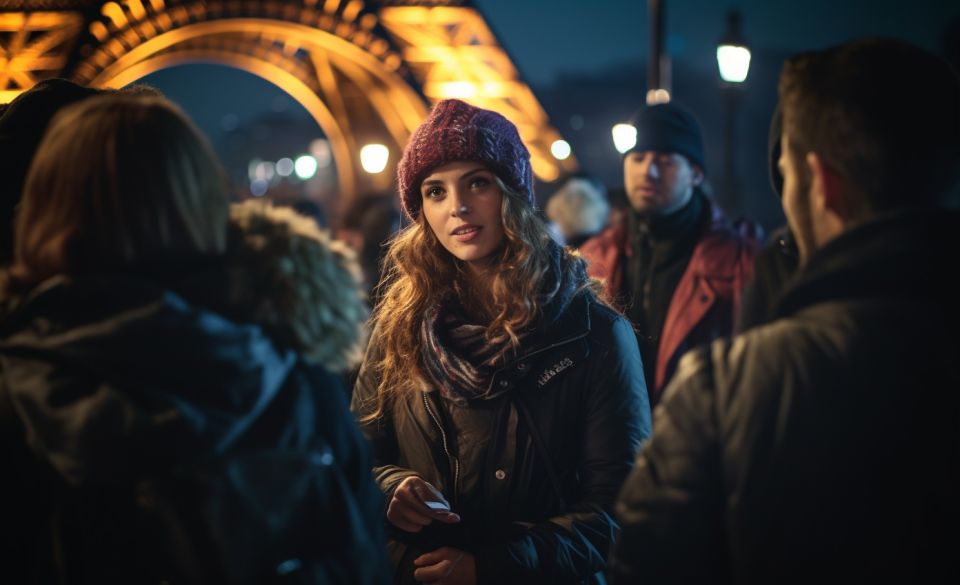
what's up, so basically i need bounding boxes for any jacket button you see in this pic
[499,380,509,388]
[517,362,527,370]
[276,559,302,576]
[311,449,334,466]
[494,469,507,480]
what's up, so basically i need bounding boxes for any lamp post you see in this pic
[647,0,671,104]
[716,10,751,213]
[612,0,670,152]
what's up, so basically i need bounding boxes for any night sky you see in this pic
[141,0,960,230]
[476,0,958,86]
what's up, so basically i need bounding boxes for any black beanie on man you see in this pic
[628,102,707,173]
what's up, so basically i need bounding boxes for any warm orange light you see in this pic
[380,6,577,181]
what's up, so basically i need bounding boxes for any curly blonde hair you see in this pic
[229,200,368,372]
[362,178,598,420]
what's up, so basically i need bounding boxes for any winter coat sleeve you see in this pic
[607,345,728,585]
[476,313,652,584]
[350,324,422,498]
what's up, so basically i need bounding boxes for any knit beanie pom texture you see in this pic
[397,99,533,220]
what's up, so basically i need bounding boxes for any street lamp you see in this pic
[611,123,638,154]
[550,139,572,161]
[360,143,389,174]
[716,10,750,213]
[717,11,751,84]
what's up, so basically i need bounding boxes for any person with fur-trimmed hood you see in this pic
[0,92,388,584]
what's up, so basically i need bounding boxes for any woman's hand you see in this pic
[413,547,476,585]
[387,476,461,533]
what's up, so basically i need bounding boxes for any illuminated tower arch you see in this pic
[1,0,576,205]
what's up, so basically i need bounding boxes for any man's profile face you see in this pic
[779,134,816,265]
[623,151,701,216]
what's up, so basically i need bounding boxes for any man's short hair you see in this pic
[779,38,960,213]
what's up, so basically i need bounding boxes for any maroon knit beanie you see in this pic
[397,99,533,220]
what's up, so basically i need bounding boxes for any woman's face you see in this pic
[421,161,505,269]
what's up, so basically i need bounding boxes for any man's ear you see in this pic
[806,152,848,219]
[691,165,704,187]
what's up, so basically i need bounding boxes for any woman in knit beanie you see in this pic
[352,99,651,584]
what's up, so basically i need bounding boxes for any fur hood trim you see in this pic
[229,200,368,372]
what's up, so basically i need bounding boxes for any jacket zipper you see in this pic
[422,392,460,508]
[642,228,656,316]
[417,313,590,508]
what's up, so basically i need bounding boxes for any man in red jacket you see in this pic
[580,102,760,401]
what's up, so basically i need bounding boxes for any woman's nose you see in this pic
[450,190,469,216]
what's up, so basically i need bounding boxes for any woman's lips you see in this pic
[451,224,482,241]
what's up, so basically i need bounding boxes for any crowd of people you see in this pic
[0,36,957,584]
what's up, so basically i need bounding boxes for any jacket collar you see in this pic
[523,291,591,359]
[477,292,593,396]
[486,291,593,379]
[629,188,706,243]
[774,207,959,319]
[616,190,730,256]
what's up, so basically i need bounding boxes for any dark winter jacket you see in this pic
[580,195,760,398]
[0,205,388,584]
[608,209,960,584]
[353,292,651,584]
[736,224,799,332]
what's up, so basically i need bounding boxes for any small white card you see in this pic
[424,500,450,511]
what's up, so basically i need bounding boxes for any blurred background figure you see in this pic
[0,79,119,265]
[581,102,761,402]
[545,174,610,248]
[335,193,401,304]
[290,197,329,229]
[0,92,388,584]
[610,37,960,584]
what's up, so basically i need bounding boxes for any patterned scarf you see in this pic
[420,241,588,405]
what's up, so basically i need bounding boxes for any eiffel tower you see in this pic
[0,0,576,200]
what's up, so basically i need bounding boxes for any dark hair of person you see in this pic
[11,93,229,285]
[778,38,960,216]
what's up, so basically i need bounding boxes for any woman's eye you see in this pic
[423,186,444,199]
[470,176,490,189]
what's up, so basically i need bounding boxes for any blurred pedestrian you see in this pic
[337,193,401,304]
[580,102,761,401]
[0,93,389,584]
[0,79,118,264]
[545,175,610,248]
[609,38,960,584]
